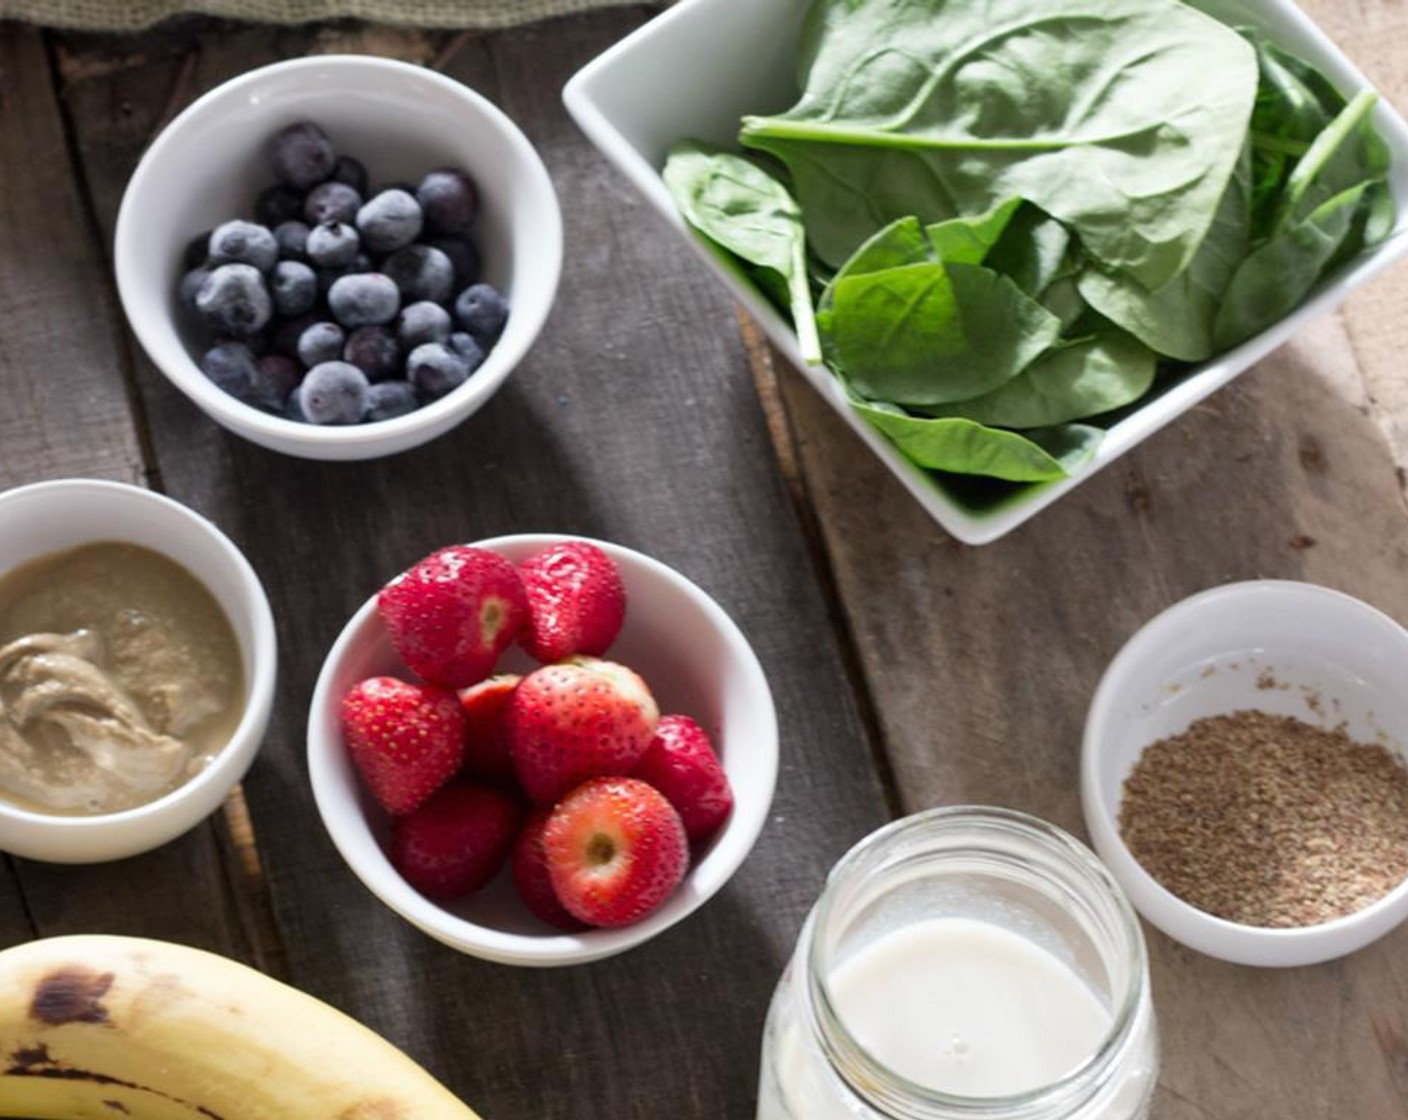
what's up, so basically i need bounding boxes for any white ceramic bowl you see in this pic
[1082,581,1408,967]
[307,534,778,966]
[564,0,1408,545]
[115,55,562,461]
[0,479,277,863]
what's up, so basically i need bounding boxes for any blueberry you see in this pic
[328,272,400,329]
[297,321,346,368]
[365,380,419,422]
[251,354,303,413]
[286,384,307,422]
[381,245,455,305]
[453,283,509,343]
[343,326,401,381]
[273,220,311,262]
[356,189,423,254]
[268,121,336,191]
[183,229,213,270]
[180,267,211,312]
[200,341,259,401]
[195,264,271,337]
[407,342,469,399]
[447,331,486,375]
[304,181,362,226]
[270,260,317,317]
[270,312,317,358]
[306,221,360,268]
[396,301,452,350]
[330,155,368,196]
[428,236,481,289]
[209,221,279,273]
[417,168,478,235]
[255,184,305,227]
[301,361,369,425]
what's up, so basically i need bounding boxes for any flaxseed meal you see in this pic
[1118,710,1408,928]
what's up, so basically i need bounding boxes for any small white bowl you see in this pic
[0,479,277,863]
[1082,580,1408,967]
[115,55,562,461]
[307,534,778,966]
[564,0,1408,545]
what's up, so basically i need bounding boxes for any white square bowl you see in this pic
[564,0,1408,544]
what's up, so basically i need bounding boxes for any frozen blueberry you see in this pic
[209,221,279,273]
[356,189,423,255]
[268,121,336,191]
[200,341,259,401]
[270,260,317,317]
[330,155,368,196]
[447,331,486,375]
[396,301,452,350]
[255,184,305,227]
[301,361,369,425]
[381,245,455,304]
[365,380,419,422]
[343,326,401,381]
[297,321,346,368]
[273,220,311,262]
[417,168,478,235]
[251,353,303,413]
[306,221,360,269]
[328,272,400,329]
[407,342,469,400]
[454,283,509,343]
[183,229,213,270]
[304,181,362,226]
[180,267,211,313]
[428,236,481,289]
[195,264,271,337]
[270,312,316,358]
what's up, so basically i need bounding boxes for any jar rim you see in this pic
[804,805,1149,1118]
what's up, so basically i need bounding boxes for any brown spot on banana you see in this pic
[31,967,114,1025]
[338,1098,404,1120]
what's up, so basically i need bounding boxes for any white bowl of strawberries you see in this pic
[307,534,777,966]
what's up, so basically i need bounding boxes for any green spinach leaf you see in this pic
[663,140,822,362]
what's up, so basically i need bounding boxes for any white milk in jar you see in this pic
[757,808,1157,1120]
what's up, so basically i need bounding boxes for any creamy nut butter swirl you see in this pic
[0,543,243,815]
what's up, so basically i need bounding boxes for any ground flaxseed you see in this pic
[1118,710,1408,928]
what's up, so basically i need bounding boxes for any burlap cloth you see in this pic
[0,0,654,31]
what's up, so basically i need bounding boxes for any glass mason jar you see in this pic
[757,807,1158,1120]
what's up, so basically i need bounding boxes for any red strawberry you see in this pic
[518,540,626,663]
[378,545,527,689]
[543,777,688,928]
[511,807,588,930]
[458,674,520,784]
[509,656,660,806]
[341,677,465,816]
[632,715,733,843]
[391,783,523,900]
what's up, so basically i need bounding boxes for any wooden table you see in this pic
[3,6,1408,1118]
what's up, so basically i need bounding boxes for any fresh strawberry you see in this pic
[458,674,520,785]
[543,777,688,928]
[391,783,523,900]
[377,545,527,689]
[509,656,659,806]
[511,807,588,930]
[341,677,465,816]
[518,540,626,663]
[632,714,733,843]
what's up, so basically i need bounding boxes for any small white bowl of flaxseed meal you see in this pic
[1082,580,1408,967]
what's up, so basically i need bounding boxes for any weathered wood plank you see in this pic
[0,24,253,964]
[60,10,889,1119]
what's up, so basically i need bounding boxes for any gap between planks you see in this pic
[735,309,906,821]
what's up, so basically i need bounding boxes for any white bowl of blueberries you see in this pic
[115,55,563,460]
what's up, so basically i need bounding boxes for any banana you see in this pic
[0,934,480,1120]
